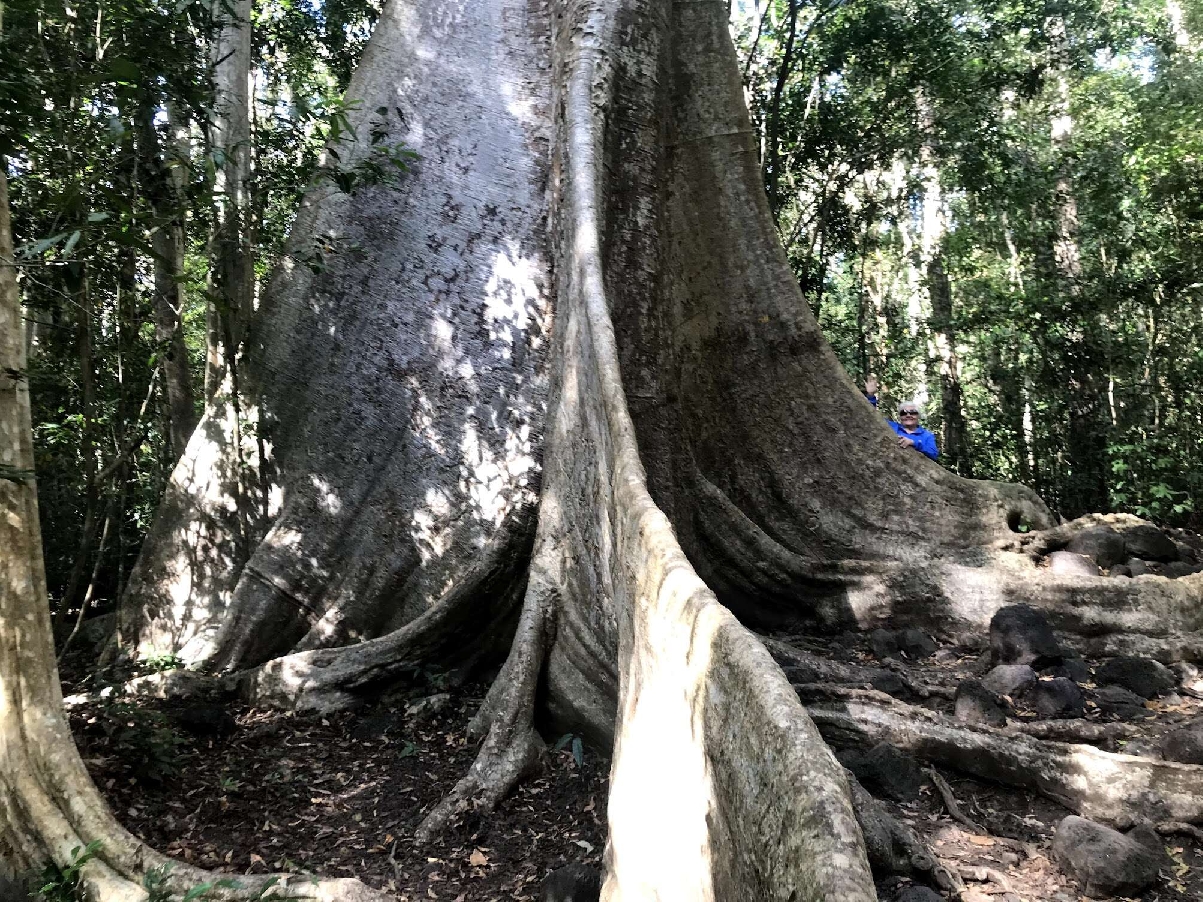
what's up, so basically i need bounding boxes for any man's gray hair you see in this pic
[898,400,922,415]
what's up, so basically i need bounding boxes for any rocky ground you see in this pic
[771,625,1203,902]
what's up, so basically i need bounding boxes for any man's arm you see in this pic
[915,430,939,461]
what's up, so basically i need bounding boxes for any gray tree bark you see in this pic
[206,0,255,398]
[93,0,1203,898]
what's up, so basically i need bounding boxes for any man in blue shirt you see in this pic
[889,401,939,460]
[863,378,939,460]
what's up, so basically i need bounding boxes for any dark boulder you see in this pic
[1166,560,1203,578]
[1052,815,1160,897]
[1025,678,1085,719]
[1161,720,1203,765]
[1124,524,1180,563]
[870,670,911,699]
[1047,550,1101,577]
[870,628,900,660]
[954,679,1008,727]
[1095,656,1176,699]
[172,704,237,738]
[981,664,1037,698]
[1092,685,1153,721]
[894,887,943,902]
[782,662,820,684]
[1046,656,1091,684]
[1127,557,1150,576]
[897,628,937,660]
[1065,527,1128,569]
[845,742,925,802]
[1110,564,1131,577]
[989,605,1062,667]
[541,864,601,902]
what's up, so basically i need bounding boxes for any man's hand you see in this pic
[897,435,915,449]
[865,375,879,396]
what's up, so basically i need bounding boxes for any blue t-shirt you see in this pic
[889,421,938,460]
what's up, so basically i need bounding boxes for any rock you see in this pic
[1166,560,1202,578]
[1025,678,1085,719]
[1065,527,1128,569]
[870,670,911,699]
[406,692,452,720]
[1127,557,1150,576]
[1047,656,1091,684]
[350,713,401,741]
[981,664,1038,698]
[870,628,900,660]
[1110,564,1131,577]
[1052,815,1160,897]
[1126,823,1172,870]
[847,742,925,802]
[1161,720,1203,765]
[1171,661,1201,691]
[1047,550,1102,577]
[894,887,943,902]
[172,704,237,737]
[1095,656,1176,699]
[897,628,937,659]
[1092,685,1153,721]
[1124,524,1180,562]
[782,662,820,684]
[954,679,1008,727]
[990,605,1063,667]
[540,864,601,902]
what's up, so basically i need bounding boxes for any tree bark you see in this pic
[144,103,200,459]
[206,0,255,397]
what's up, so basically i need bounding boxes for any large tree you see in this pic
[6,0,1203,898]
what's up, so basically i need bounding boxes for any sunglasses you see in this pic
[899,410,919,416]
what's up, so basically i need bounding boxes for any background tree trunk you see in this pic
[207,0,255,397]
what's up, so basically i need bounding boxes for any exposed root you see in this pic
[763,636,933,697]
[234,574,528,713]
[1156,821,1203,844]
[796,683,1203,825]
[927,767,985,835]
[845,769,965,894]
[1012,719,1137,748]
[413,581,554,843]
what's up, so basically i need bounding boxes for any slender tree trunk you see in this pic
[207,0,255,397]
[763,0,799,218]
[144,103,199,458]
[54,263,98,629]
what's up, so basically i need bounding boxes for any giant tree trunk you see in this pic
[100,0,1203,898]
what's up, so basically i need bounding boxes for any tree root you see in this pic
[413,580,554,843]
[1012,719,1137,748]
[795,684,1203,825]
[927,767,985,834]
[762,636,934,697]
[845,769,965,894]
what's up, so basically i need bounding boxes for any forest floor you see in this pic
[62,628,1203,902]
[771,627,1203,902]
[66,684,607,902]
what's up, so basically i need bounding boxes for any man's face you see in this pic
[899,406,920,427]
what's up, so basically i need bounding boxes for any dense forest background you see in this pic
[3,0,1201,633]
